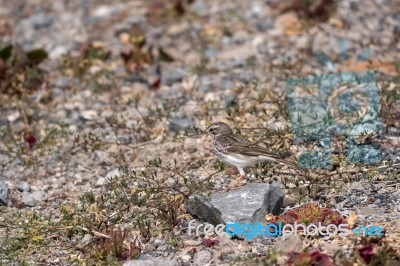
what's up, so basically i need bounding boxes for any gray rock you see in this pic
[21,193,35,207]
[123,255,179,266]
[106,168,122,180]
[193,250,212,266]
[198,76,235,91]
[17,181,30,192]
[14,11,87,58]
[223,94,239,108]
[211,182,284,224]
[254,182,285,220]
[238,71,257,83]
[28,12,54,30]
[191,0,209,17]
[163,67,186,85]
[276,235,302,252]
[153,238,165,248]
[169,118,195,133]
[0,178,9,206]
[232,31,248,45]
[96,177,107,186]
[21,190,48,207]
[185,195,225,226]
[256,19,272,32]
[80,234,92,247]
[205,47,219,59]
[186,183,284,225]
[349,182,364,192]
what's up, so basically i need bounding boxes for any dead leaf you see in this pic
[348,212,357,228]
[266,213,274,222]
[338,58,398,75]
[329,17,343,28]
[275,12,304,36]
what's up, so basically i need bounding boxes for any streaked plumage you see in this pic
[206,122,300,176]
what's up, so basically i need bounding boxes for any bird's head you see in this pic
[205,122,233,136]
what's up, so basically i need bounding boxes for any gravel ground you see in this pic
[0,0,399,265]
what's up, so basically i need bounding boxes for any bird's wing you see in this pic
[216,134,301,169]
[216,134,274,157]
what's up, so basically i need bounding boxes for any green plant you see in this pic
[0,43,48,96]
[271,204,347,228]
[86,225,141,262]
[286,250,333,266]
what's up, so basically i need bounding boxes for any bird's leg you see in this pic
[238,168,245,176]
[225,168,246,191]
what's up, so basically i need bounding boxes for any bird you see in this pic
[205,122,301,189]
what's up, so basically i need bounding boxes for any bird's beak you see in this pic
[187,127,206,138]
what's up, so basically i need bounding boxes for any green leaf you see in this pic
[0,45,13,61]
[26,48,48,64]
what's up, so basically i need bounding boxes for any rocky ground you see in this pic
[0,0,399,265]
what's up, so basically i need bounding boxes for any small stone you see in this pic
[334,196,346,203]
[358,206,384,216]
[223,94,239,108]
[183,138,198,153]
[193,250,212,266]
[17,181,30,192]
[320,242,341,255]
[181,254,191,263]
[80,110,98,120]
[282,195,296,208]
[232,30,248,45]
[153,238,165,248]
[169,118,195,133]
[106,168,122,180]
[183,240,202,246]
[0,178,9,206]
[80,234,92,247]
[276,235,303,253]
[30,12,54,29]
[21,190,47,207]
[191,0,209,17]
[238,71,257,83]
[96,177,107,186]
[123,256,179,266]
[349,182,364,192]
[163,67,186,85]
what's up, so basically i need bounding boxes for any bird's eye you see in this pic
[210,128,214,132]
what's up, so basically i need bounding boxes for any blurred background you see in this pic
[0,0,399,264]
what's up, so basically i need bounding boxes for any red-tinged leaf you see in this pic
[190,247,197,254]
[0,58,6,75]
[174,0,186,15]
[26,134,37,149]
[203,238,219,247]
[358,244,375,264]
[150,77,161,90]
[310,251,334,266]
[120,49,133,63]
[286,210,299,220]
[286,251,313,265]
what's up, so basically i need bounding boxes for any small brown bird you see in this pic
[205,122,301,189]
